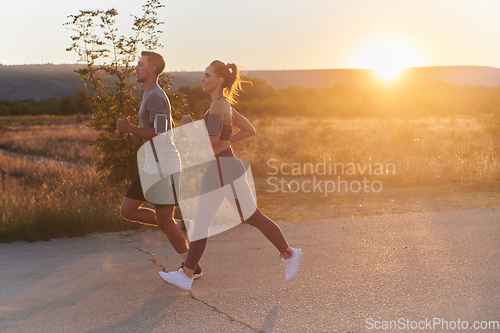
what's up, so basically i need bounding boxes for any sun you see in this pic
[349,37,420,80]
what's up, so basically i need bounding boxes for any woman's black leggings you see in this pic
[184,148,289,270]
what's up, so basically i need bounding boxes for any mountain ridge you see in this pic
[1,64,499,101]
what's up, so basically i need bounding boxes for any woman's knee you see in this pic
[244,208,265,226]
[190,224,210,242]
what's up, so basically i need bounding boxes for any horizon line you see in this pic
[0,63,499,72]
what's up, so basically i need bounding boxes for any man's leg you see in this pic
[120,197,187,240]
[120,197,156,224]
[155,205,189,255]
[122,175,202,277]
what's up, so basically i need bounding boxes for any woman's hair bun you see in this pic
[210,60,244,104]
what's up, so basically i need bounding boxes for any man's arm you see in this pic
[117,112,156,140]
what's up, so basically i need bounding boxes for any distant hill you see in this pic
[0,64,83,101]
[245,66,500,89]
[1,64,499,101]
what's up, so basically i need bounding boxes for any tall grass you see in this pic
[0,125,98,165]
[1,114,498,242]
[0,116,97,165]
[234,116,500,187]
[0,114,92,126]
[0,152,133,243]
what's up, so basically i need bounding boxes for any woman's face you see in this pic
[201,66,222,93]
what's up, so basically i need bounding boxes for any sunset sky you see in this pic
[1,0,499,73]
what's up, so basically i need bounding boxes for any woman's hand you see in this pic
[181,115,194,126]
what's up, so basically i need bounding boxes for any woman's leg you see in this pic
[232,175,293,258]
[159,156,301,288]
[182,166,226,276]
[230,173,302,281]
[218,156,293,258]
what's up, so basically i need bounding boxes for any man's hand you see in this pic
[132,133,143,144]
[117,113,131,133]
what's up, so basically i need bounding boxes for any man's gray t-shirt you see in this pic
[138,83,181,175]
[138,83,172,133]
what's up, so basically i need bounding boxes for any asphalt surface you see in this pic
[0,208,499,333]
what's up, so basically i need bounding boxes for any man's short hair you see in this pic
[141,51,166,76]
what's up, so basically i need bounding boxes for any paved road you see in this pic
[1,208,499,332]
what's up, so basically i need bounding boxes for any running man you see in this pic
[117,51,202,278]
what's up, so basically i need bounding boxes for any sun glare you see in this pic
[350,37,420,80]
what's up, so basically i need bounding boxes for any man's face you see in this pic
[135,56,154,83]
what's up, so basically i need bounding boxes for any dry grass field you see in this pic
[0,151,127,242]
[0,115,97,165]
[0,114,499,241]
[0,115,124,242]
[236,116,499,186]
[235,115,500,221]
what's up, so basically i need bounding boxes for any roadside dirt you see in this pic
[254,178,499,222]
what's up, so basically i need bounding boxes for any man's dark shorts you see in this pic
[125,172,180,209]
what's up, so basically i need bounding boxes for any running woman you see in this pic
[117,51,202,278]
[158,60,302,290]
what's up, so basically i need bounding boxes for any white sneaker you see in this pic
[159,268,193,291]
[282,248,302,281]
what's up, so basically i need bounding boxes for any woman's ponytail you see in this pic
[210,60,245,104]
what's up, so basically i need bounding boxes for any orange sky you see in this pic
[1,0,499,71]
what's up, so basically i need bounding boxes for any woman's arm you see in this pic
[231,109,256,144]
[206,99,231,147]
[181,106,224,148]
[181,115,209,142]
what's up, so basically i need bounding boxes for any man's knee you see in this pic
[120,201,137,221]
[155,206,175,228]
[120,207,132,220]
